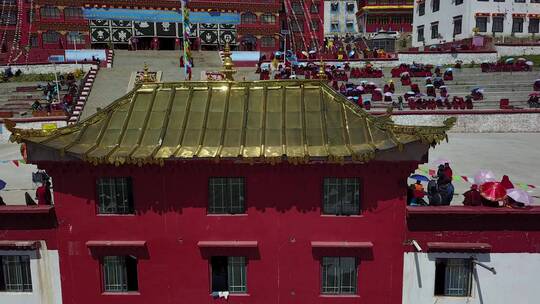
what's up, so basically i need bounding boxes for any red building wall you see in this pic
[42,160,418,304]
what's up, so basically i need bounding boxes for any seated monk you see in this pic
[463,185,482,206]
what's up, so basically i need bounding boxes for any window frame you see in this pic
[210,256,247,294]
[0,255,33,292]
[476,16,488,33]
[320,256,358,295]
[322,178,361,216]
[492,16,504,33]
[96,177,135,215]
[208,177,246,215]
[434,258,473,297]
[101,255,139,293]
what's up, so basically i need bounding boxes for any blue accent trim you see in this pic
[83,8,240,24]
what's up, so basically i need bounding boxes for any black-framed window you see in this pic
[0,255,32,292]
[310,3,319,14]
[432,0,440,12]
[241,12,257,24]
[102,256,138,292]
[330,2,339,12]
[96,177,134,214]
[493,16,504,32]
[455,0,463,4]
[211,256,247,293]
[512,18,524,33]
[434,258,472,297]
[453,16,463,35]
[418,2,425,16]
[40,6,60,18]
[346,2,355,13]
[64,7,82,19]
[42,31,60,44]
[261,36,275,48]
[261,13,276,24]
[208,177,245,214]
[321,257,357,295]
[431,22,439,39]
[530,18,540,33]
[417,25,425,42]
[322,178,360,215]
[476,17,488,32]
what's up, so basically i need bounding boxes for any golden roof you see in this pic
[6,80,455,165]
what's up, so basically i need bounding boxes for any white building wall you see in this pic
[324,0,360,37]
[412,1,540,47]
[403,252,540,304]
[0,243,62,304]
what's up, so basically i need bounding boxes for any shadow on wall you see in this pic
[50,161,418,216]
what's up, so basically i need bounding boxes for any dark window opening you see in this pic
[102,256,138,292]
[434,258,472,297]
[0,255,32,292]
[211,256,247,293]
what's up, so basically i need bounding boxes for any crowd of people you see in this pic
[320,34,394,60]
[31,73,79,115]
[408,163,454,206]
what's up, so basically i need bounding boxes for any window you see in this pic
[261,13,276,24]
[310,3,319,14]
[530,18,539,34]
[493,16,504,32]
[455,0,463,4]
[476,17,488,32]
[30,34,39,48]
[346,21,355,32]
[453,16,462,36]
[211,256,247,293]
[417,25,425,42]
[241,12,257,24]
[0,256,32,292]
[322,178,360,215]
[432,0,439,12]
[431,22,439,39]
[321,257,357,295]
[208,177,245,214]
[330,22,340,32]
[102,256,138,292]
[42,31,60,44]
[40,6,60,18]
[291,22,304,32]
[64,7,82,19]
[330,2,339,12]
[292,1,303,14]
[67,32,84,44]
[346,2,355,13]
[434,258,472,297]
[515,0,525,2]
[311,20,319,31]
[261,36,275,48]
[97,177,134,214]
[418,2,425,16]
[512,18,524,33]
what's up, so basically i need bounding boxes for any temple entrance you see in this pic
[239,35,257,51]
[159,38,176,50]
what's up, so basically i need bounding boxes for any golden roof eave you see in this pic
[7,79,455,166]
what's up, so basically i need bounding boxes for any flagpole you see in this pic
[181,0,191,80]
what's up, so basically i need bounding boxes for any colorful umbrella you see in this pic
[409,174,430,182]
[529,92,540,97]
[517,57,527,62]
[0,179,6,191]
[384,92,393,97]
[348,50,355,57]
[474,170,496,185]
[526,61,534,66]
[505,58,515,64]
[480,182,507,202]
[507,188,534,205]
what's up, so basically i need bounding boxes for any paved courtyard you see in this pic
[1,133,539,205]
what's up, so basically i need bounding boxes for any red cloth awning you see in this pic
[492,13,505,17]
[475,13,490,17]
[86,241,147,247]
[427,242,492,252]
[197,241,258,248]
[0,241,40,250]
[513,13,526,18]
[529,14,540,18]
[311,241,373,248]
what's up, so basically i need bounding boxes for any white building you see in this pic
[412,0,540,47]
[0,242,63,304]
[323,0,360,37]
[403,252,540,304]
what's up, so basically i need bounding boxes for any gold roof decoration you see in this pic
[6,80,455,166]
[317,58,327,80]
[221,43,237,81]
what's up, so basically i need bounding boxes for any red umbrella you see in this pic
[480,182,507,202]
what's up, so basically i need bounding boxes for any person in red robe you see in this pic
[35,181,52,205]
[463,185,482,206]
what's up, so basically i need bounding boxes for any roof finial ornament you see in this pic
[317,57,327,80]
[221,42,237,81]
[142,62,155,83]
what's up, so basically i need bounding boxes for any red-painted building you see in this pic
[282,0,325,51]
[357,0,413,35]
[1,72,457,304]
[0,0,282,64]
